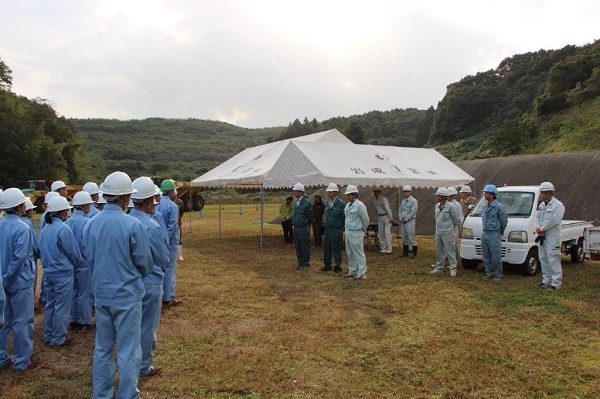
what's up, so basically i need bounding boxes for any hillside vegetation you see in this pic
[2,39,600,187]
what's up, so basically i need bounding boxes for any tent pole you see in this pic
[218,186,222,239]
[259,184,265,248]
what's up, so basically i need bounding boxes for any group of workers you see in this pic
[280,181,564,291]
[0,172,183,399]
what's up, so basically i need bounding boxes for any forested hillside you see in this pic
[278,40,600,160]
[71,119,281,182]
[2,39,600,187]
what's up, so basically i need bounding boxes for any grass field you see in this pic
[2,204,600,398]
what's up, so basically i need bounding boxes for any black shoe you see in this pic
[333,267,343,274]
[319,267,333,272]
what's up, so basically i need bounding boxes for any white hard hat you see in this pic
[326,183,339,192]
[448,187,458,196]
[292,183,305,192]
[25,197,36,211]
[154,185,162,197]
[539,182,555,192]
[344,185,359,195]
[72,191,94,206]
[82,182,100,195]
[97,192,107,204]
[100,171,136,196]
[459,186,472,194]
[132,177,157,200]
[0,188,27,209]
[435,187,449,196]
[46,196,72,213]
[402,185,412,192]
[51,180,66,191]
[44,191,60,204]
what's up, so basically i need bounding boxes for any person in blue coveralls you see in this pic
[157,179,181,307]
[131,177,170,378]
[535,182,566,291]
[21,198,40,300]
[291,183,314,270]
[0,188,41,372]
[40,196,82,347]
[399,185,418,259]
[82,181,101,218]
[319,183,345,273]
[83,171,153,399]
[66,191,95,330]
[480,184,508,281]
[343,185,370,280]
[38,191,60,306]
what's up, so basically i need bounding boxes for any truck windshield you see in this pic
[469,192,535,217]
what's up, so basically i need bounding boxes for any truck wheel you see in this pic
[461,258,479,270]
[522,248,539,276]
[570,238,584,263]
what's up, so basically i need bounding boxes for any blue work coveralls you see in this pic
[0,214,35,372]
[292,196,314,269]
[536,197,565,289]
[344,199,370,278]
[323,197,345,270]
[20,215,40,299]
[40,216,82,345]
[66,209,93,326]
[481,200,508,278]
[129,209,169,376]
[156,197,180,302]
[83,203,153,399]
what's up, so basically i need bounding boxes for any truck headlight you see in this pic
[508,231,528,243]
[462,228,474,239]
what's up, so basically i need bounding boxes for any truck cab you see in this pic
[460,186,592,276]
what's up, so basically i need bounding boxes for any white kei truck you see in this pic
[460,186,594,276]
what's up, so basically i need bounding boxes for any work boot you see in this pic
[400,245,409,258]
[411,246,418,259]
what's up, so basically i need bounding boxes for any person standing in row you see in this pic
[398,185,418,259]
[459,185,477,220]
[373,188,394,254]
[157,179,181,307]
[319,183,345,273]
[279,195,293,244]
[291,183,314,270]
[344,185,369,280]
[83,171,153,399]
[130,177,170,378]
[21,199,40,302]
[535,182,565,291]
[82,181,101,218]
[66,191,95,330]
[312,194,325,247]
[0,188,41,372]
[480,184,508,281]
[40,196,82,347]
[430,188,460,277]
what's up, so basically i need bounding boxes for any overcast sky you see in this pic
[1,1,598,128]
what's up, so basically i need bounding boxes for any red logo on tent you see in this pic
[253,154,262,160]
[375,152,389,161]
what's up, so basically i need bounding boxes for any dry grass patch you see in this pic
[2,204,600,398]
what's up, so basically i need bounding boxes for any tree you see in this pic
[0,57,12,91]
[344,121,365,144]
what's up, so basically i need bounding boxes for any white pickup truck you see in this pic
[460,186,594,276]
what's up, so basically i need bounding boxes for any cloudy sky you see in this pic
[1,1,598,128]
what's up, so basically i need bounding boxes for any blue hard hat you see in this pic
[483,184,498,195]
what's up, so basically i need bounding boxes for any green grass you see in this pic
[2,204,600,398]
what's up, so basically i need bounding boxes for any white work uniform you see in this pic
[345,199,370,278]
[373,195,393,253]
[399,196,418,246]
[536,197,565,289]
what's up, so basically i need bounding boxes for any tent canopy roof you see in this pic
[192,129,474,189]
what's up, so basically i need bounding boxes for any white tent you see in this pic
[191,129,474,246]
[192,129,474,189]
